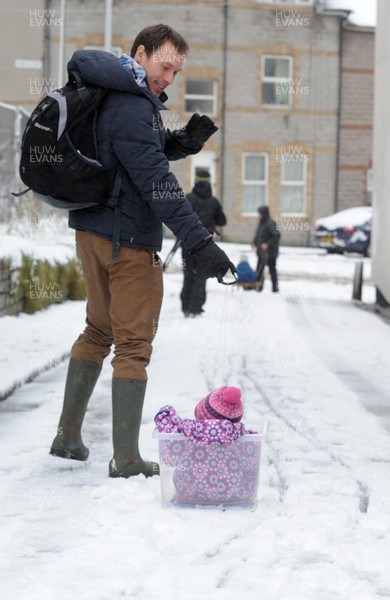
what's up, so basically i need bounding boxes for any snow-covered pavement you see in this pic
[0,242,389,600]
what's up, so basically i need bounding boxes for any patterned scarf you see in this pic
[119,53,147,89]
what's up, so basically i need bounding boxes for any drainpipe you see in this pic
[220,0,228,231]
[104,0,113,52]
[58,0,66,87]
[334,11,351,214]
[43,0,51,85]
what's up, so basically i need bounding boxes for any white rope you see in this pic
[212,285,230,387]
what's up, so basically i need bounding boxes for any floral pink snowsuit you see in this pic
[154,405,259,505]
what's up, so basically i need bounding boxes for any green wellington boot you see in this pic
[109,378,160,478]
[50,358,101,461]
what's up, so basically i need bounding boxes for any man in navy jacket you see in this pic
[50,24,235,479]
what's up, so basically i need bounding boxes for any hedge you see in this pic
[16,254,86,314]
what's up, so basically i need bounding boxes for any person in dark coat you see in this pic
[180,169,227,316]
[49,25,235,480]
[253,205,280,292]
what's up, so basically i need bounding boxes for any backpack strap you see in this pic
[69,71,122,259]
[106,168,124,260]
[12,188,31,198]
[69,70,90,104]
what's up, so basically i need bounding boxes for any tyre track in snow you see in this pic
[220,288,372,513]
[243,361,370,514]
[285,297,390,425]
[237,364,289,502]
[202,523,259,589]
[238,292,390,519]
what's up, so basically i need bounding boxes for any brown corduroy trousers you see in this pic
[71,230,163,380]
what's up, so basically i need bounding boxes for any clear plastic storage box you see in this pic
[153,425,267,510]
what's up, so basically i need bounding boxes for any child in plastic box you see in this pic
[154,386,259,505]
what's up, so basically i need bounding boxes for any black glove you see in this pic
[190,238,236,281]
[165,114,218,159]
[185,113,218,147]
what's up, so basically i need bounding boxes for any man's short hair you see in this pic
[130,24,189,57]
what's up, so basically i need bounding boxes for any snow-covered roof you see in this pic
[325,0,376,27]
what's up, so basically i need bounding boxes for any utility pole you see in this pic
[104,0,113,52]
[219,0,229,240]
[58,0,66,87]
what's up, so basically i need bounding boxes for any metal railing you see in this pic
[0,101,31,227]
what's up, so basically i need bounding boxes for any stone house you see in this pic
[0,0,375,244]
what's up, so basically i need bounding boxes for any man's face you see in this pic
[134,41,185,97]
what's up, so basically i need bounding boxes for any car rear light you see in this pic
[342,227,356,234]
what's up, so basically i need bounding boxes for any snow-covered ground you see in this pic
[1,238,389,600]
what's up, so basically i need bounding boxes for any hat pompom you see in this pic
[216,386,241,404]
[195,386,243,422]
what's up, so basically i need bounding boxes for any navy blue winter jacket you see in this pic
[67,50,211,251]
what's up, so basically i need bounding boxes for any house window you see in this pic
[185,79,216,115]
[262,56,293,107]
[281,157,307,214]
[242,153,268,214]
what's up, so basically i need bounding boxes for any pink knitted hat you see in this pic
[194,386,243,422]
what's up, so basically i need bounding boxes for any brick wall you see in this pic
[338,27,374,211]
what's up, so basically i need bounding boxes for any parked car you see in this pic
[314,206,372,256]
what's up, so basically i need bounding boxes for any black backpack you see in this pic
[14,71,122,256]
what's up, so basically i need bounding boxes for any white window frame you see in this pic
[262,55,293,108]
[185,79,217,116]
[281,155,307,215]
[242,153,269,216]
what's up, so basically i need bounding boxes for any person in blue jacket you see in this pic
[50,24,235,479]
[236,254,257,285]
